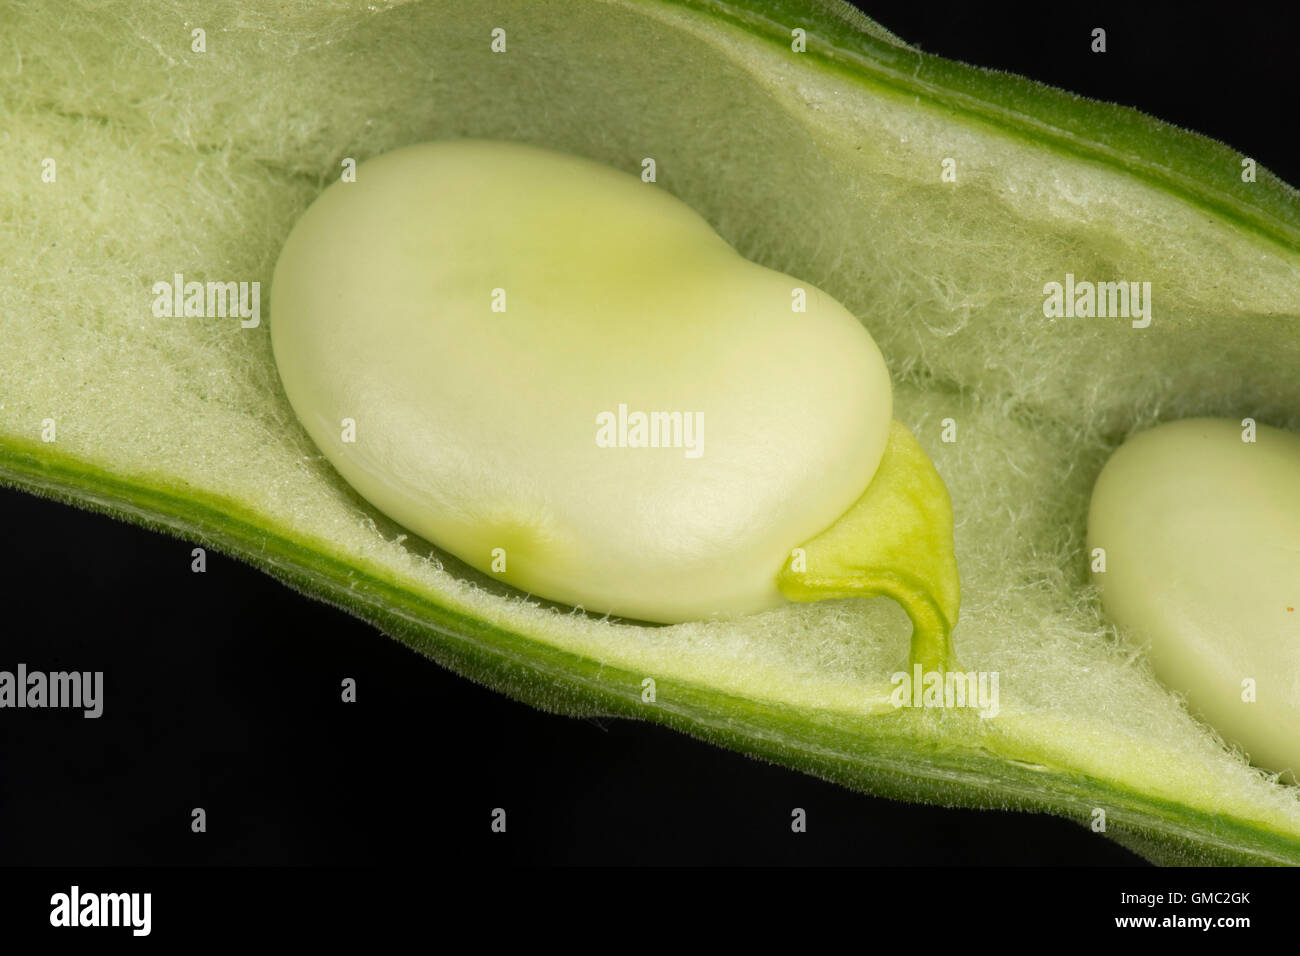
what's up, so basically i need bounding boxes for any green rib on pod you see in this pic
[2,0,1298,864]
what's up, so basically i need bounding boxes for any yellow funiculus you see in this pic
[271,139,955,636]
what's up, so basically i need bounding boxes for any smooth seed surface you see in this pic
[271,140,893,622]
[1088,418,1300,775]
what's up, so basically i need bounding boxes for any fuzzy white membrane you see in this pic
[2,0,1298,829]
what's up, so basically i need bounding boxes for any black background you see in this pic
[2,2,1297,871]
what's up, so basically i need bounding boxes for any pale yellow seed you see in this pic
[271,140,893,623]
[1088,418,1300,776]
